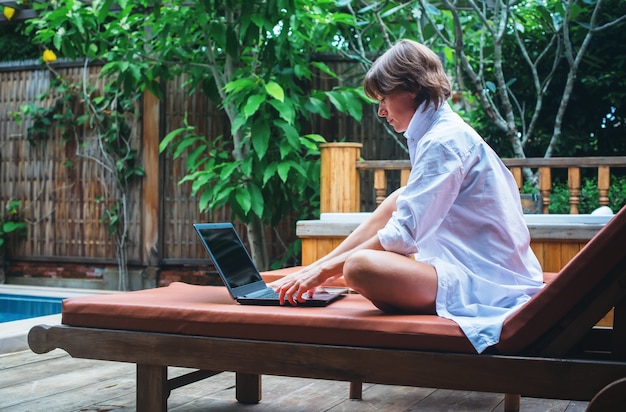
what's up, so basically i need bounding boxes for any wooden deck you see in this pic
[0,349,589,411]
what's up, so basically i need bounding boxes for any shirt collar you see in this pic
[404,100,449,141]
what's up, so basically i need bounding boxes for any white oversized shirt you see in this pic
[377,101,544,353]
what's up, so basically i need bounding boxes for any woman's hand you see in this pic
[268,264,340,306]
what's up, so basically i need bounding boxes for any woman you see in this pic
[270,39,543,353]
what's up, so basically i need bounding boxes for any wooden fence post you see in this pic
[568,167,580,214]
[539,167,552,214]
[142,89,160,267]
[598,166,610,207]
[320,143,362,213]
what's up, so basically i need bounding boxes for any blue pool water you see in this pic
[0,294,64,323]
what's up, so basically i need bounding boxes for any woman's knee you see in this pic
[343,250,373,286]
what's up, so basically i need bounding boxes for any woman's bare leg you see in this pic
[343,249,437,314]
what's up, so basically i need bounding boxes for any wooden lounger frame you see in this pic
[28,322,626,412]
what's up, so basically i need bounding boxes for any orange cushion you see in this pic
[62,281,475,354]
[59,267,590,356]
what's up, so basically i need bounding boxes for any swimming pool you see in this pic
[0,293,64,323]
[0,285,115,354]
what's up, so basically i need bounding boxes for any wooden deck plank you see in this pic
[0,349,590,411]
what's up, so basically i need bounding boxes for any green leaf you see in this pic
[235,188,252,214]
[300,134,326,152]
[53,31,63,51]
[262,163,277,186]
[208,21,226,49]
[278,139,292,159]
[380,3,412,18]
[305,96,331,119]
[87,43,98,58]
[276,121,299,151]
[340,90,363,122]
[311,61,338,79]
[3,221,22,233]
[288,160,307,177]
[212,185,235,208]
[251,122,270,159]
[96,0,114,24]
[248,183,264,218]
[220,162,239,180]
[244,94,265,118]
[277,162,290,182]
[303,133,326,143]
[224,78,255,94]
[327,90,347,112]
[159,126,191,153]
[198,189,213,212]
[269,99,295,125]
[173,136,203,159]
[186,144,209,171]
[100,61,119,77]
[73,14,85,35]
[264,81,285,102]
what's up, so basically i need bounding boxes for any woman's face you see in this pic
[376,90,417,133]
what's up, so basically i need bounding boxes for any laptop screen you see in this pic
[196,225,262,289]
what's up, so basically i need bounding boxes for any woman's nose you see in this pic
[378,104,387,117]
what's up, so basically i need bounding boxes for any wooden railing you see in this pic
[320,143,626,214]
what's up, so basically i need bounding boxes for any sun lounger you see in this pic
[28,206,626,411]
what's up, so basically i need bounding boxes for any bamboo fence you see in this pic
[0,58,397,267]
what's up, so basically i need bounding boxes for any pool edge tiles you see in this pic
[0,314,63,355]
[0,285,117,355]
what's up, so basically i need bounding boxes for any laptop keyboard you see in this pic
[251,288,280,299]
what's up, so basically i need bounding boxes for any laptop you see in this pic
[193,223,345,306]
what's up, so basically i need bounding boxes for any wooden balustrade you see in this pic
[320,143,626,213]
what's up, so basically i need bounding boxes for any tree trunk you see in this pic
[246,215,269,271]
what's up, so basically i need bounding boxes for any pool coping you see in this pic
[0,285,116,355]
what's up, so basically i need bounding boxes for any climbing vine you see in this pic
[17,66,144,290]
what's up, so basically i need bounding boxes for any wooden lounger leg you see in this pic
[504,393,520,412]
[236,372,261,404]
[137,364,168,412]
[350,381,363,399]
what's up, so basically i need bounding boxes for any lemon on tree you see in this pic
[43,50,57,63]
[3,6,16,20]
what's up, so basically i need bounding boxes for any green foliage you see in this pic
[548,176,626,214]
[0,201,27,252]
[145,2,370,238]
[19,0,372,266]
[0,24,40,62]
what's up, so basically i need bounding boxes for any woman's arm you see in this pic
[309,186,404,265]
[268,187,404,304]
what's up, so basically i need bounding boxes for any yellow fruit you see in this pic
[3,6,15,20]
[43,50,57,63]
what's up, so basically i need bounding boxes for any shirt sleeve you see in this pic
[377,139,464,256]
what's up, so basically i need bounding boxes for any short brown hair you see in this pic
[363,39,451,111]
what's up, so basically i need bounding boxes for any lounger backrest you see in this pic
[496,206,626,355]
